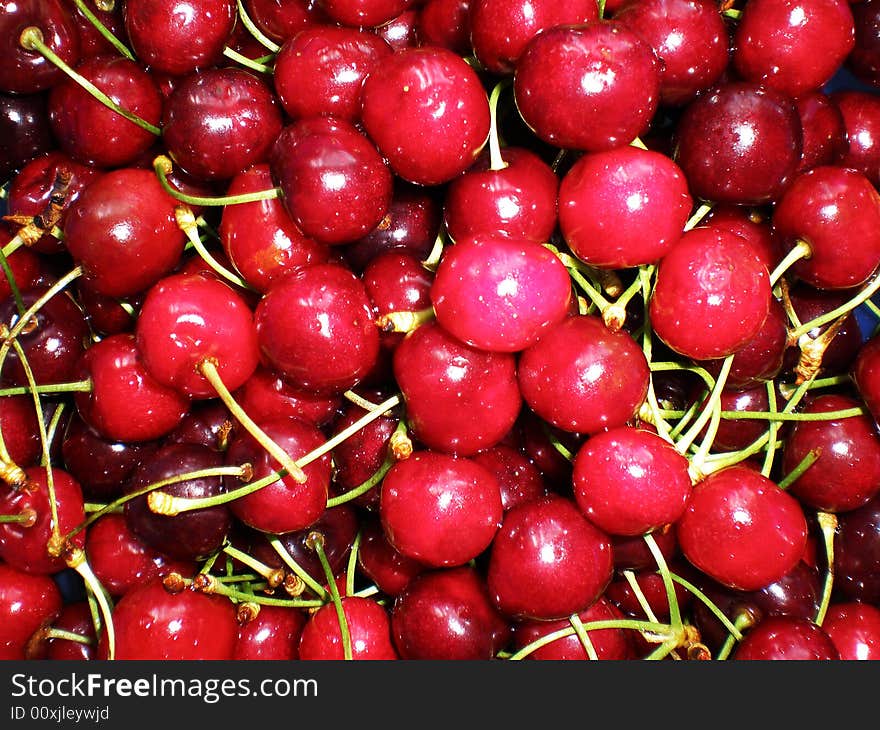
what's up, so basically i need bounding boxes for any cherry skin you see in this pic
[374,6,419,50]
[63,167,187,298]
[269,116,393,246]
[391,565,511,660]
[822,602,880,659]
[772,165,880,290]
[135,271,261,399]
[392,320,522,456]
[98,578,238,660]
[416,0,473,56]
[0,395,40,470]
[219,163,331,294]
[0,91,54,182]
[605,562,695,623]
[673,81,803,206]
[470,443,550,513]
[164,400,237,452]
[698,384,772,453]
[612,527,680,571]
[273,25,392,123]
[123,0,237,77]
[298,596,398,660]
[162,67,283,183]
[359,45,490,186]
[572,426,692,537]
[848,0,880,88]
[795,91,849,175]
[242,0,330,44]
[733,616,839,660]
[648,225,772,361]
[430,233,572,353]
[676,465,808,592]
[613,0,730,107]
[558,145,692,269]
[732,0,855,100]
[517,313,650,435]
[487,494,613,621]
[234,605,307,660]
[233,364,341,429]
[853,332,880,423]
[443,146,559,245]
[47,54,163,169]
[831,90,880,188]
[0,561,62,659]
[254,262,380,395]
[317,0,416,28]
[357,515,426,596]
[75,280,140,337]
[834,492,880,603]
[781,393,880,512]
[223,416,332,534]
[513,21,661,153]
[30,601,96,661]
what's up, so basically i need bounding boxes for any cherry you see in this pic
[470,443,549,513]
[241,0,330,44]
[0,561,62,659]
[516,409,581,490]
[254,262,380,395]
[733,616,839,660]
[733,0,855,99]
[613,0,730,107]
[391,565,511,659]
[558,145,692,269]
[374,6,420,50]
[298,595,398,660]
[834,492,880,602]
[316,0,416,28]
[273,25,392,123]
[357,516,426,596]
[234,605,306,660]
[513,21,661,153]
[359,45,490,186]
[612,527,680,571]
[75,280,139,337]
[99,578,238,660]
[123,0,237,77]
[605,563,694,622]
[392,320,522,455]
[648,225,772,361]
[772,165,880,290]
[162,67,283,183]
[0,0,80,95]
[0,395,40,470]
[430,233,572,353]
[0,92,54,182]
[795,91,849,174]
[512,596,633,660]
[673,81,803,206]
[830,90,880,188]
[164,400,237,451]
[698,384,772,453]
[848,0,880,87]
[853,332,880,423]
[234,364,341,429]
[572,425,692,537]
[676,465,808,592]
[822,602,880,659]
[135,271,260,399]
[416,0,473,56]
[517,313,650,435]
[269,116,392,246]
[69,1,124,59]
[27,601,96,661]
[330,400,398,504]
[223,415,332,534]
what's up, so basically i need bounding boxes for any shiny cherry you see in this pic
[0,395,40,470]
[242,0,330,43]
[234,605,307,660]
[834,492,880,602]
[0,561,62,659]
[298,596,398,660]
[795,91,849,174]
[831,90,880,188]
[234,364,341,429]
[854,332,880,423]
[733,616,839,660]
[0,91,54,182]
[416,0,472,56]
[470,443,549,513]
[822,602,880,659]
[356,516,426,596]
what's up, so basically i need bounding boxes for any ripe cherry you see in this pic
[0,395,40,470]
[416,0,473,56]
[298,595,398,660]
[470,443,549,513]
[0,561,62,659]
[795,91,849,174]
[733,616,839,660]
[831,90,880,188]
[234,605,307,660]
[242,0,330,43]
[853,332,880,423]
[0,92,53,181]
[822,602,880,659]
[356,516,426,596]
[234,364,341,429]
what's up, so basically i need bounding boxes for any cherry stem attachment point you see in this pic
[71,0,135,60]
[153,155,279,208]
[769,239,812,287]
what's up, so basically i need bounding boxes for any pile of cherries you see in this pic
[5,0,880,662]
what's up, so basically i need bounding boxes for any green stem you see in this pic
[311,534,352,660]
[683,203,714,232]
[668,572,744,641]
[777,448,821,490]
[153,155,279,208]
[0,379,92,397]
[222,45,273,74]
[235,0,280,53]
[487,79,511,172]
[0,245,26,317]
[761,379,780,478]
[506,619,675,660]
[790,270,880,340]
[644,533,681,631]
[568,614,599,660]
[175,208,254,291]
[814,511,837,627]
[676,354,734,461]
[71,0,135,60]
[768,240,812,287]
[267,537,328,600]
[326,458,393,508]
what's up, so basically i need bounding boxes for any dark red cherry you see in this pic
[517,313,650,435]
[47,54,162,169]
[135,271,260,399]
[676,465,808,592]
[0,466,85,575]
[75,281,139,337]
[612,527,680,571]
[443,146,559,245]
[0,91,54,182]
[471,443,549,513]
[234,364,341,429]
[830,90,880,188]
[99,578,238,660]
[416,0,472,56]
[430,233,572,353]
[254,262,380,395]
[848,0,880,87]
[0,395,40,470]
[63,167,187,298]
[0,0,80,94]
[330,401,398,505]
[673,81,803,206]
[123,0,237,77]
[164,400,237,451]
[69,1,124,59]
[649,225,772,361]
[834,492,880,602]
[242,0,330,43]
[269,116,392,246]
[162,67,283,183]
[391,565,510,659]
[316,0,416,28]
[392,321,522,455]
[0,247,53,305]
[613,0,730,107]
[0,562,62,659]
[702,205,783,271]
[822,602,880,659]
[223,416,332,534]
[298,595,398,660]
[374,6,419,50]
[273,25,392,123]
[513,21,660,153]
[605,563,694,623]
[29,600,96,661]
[487,494,613,621]
[572,426,692,537]
[854,332,880,423]
[234,605,307,660]
[558,145,692,269]
[733,616,839,660]
[380,450,503,567]
[516,409,581,490]
[772,165,880,290]
[732,0,855,99]
[699,384,772,453]
[795,91,849,174]
[360,45,490,186]
[357,516,426,596]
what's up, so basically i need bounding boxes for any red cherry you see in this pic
[298,596,398,660]
[374,6,419,50]
[0,244,52,305]
[330,400,397,504]
[0,395,40,470]
[241,0,330,44]
[822,602,880,659]
[733,616,839,660]
[854,332,880,423]
[834,492,880,602]
[795,91,849,174]
[416,0,473,56]
[234,605,307,660]
[848,0,880,87]
[831,90,880,188]
[470,443,549,513]
[317,0,416,28]
[357,516,426,596]
[487,494,613,621]
[0,91,54,182]
[360,45,490,186]
[558,145,692,269]
[699,384,772,453]
[0,561,62,659]
[36,601,96,661]
[676,465,808,592]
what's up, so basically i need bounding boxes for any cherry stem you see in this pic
[622,570,664,625]
[175,207,255,291]
[376,307,435,334]
[814,511,837,627]
[683,203,714,232]
[769,239,812,287]
[266,537,328,600]
[222,46,273,74]
[343,390,382,411]
[667,571,744,641]
[0,509,36,525]
[549,246,611,312]
[790,269,880,340]
[190,573,322,609]
[67,547,115,661]
[760,379,780,477]
[221,544,285,588]
[604,266,653,331]
[0,244,26,317]
[42,627,94,646]
[659,405,866,423]
[864,298,880,323]
[776,448,821,491]
[676,355,734,466]
[714,611,756,661]
[644,532,682,631]
[326,458,393,508]
[505,619,676,660]
[19,27,161,136]
[421,229,446,270]
[71,0,135,60]
[235,0,281,53]
[346,530,362,599]
[309,533,353,660]
[487,79,511,172]
[0,379,92,397]
[568,613,599,660]
[540,420,574,462]
[153,155,280,208]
